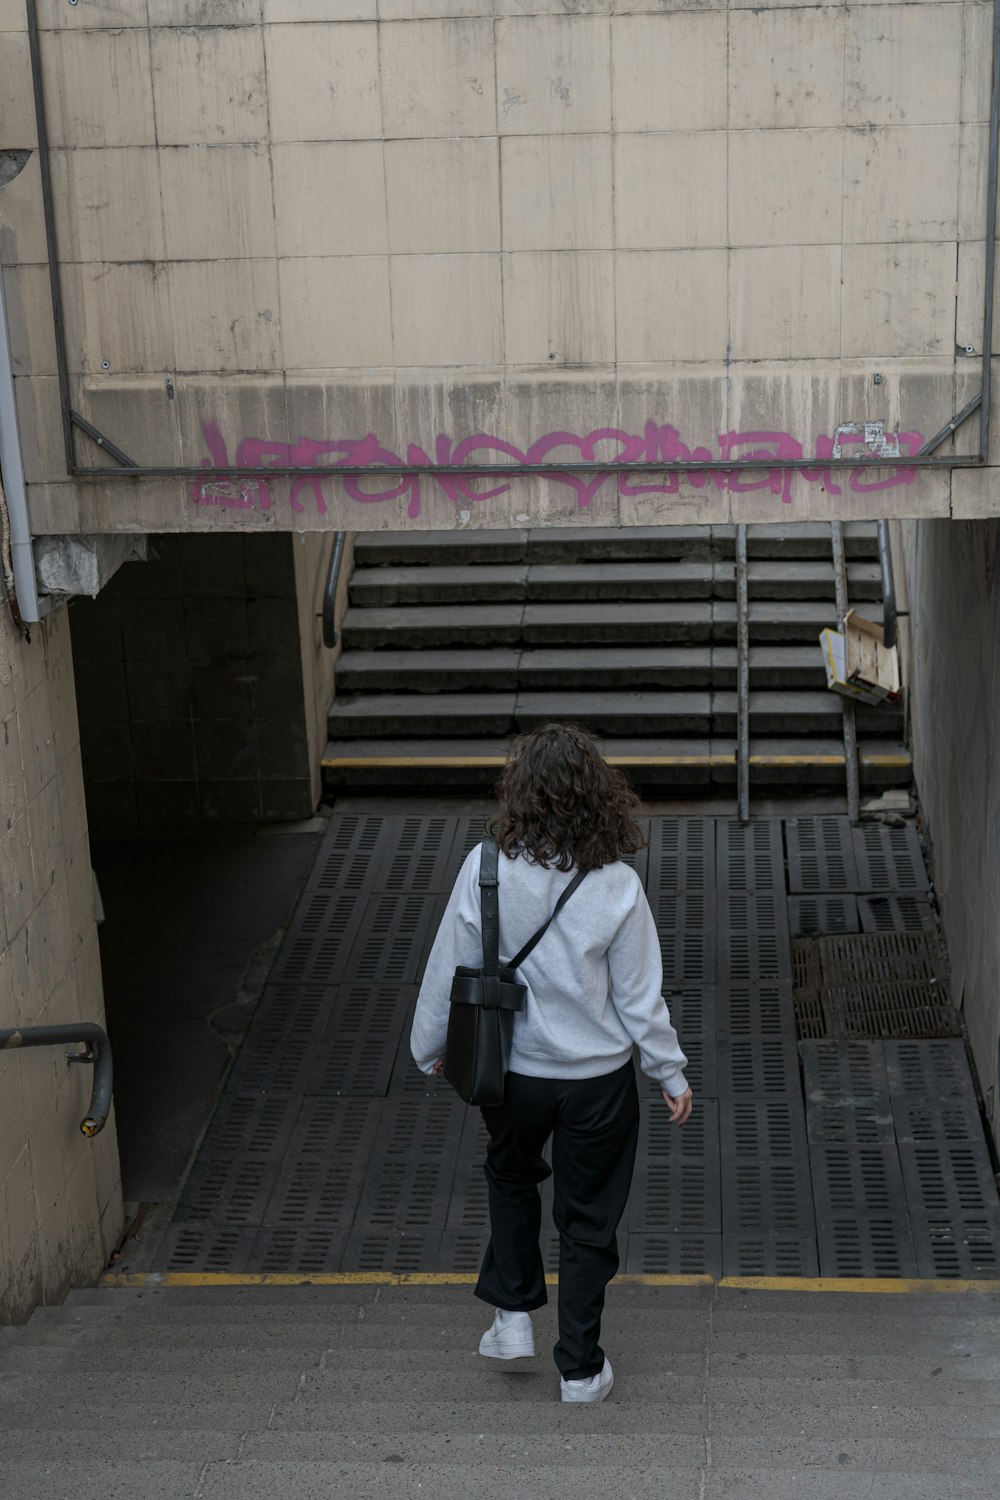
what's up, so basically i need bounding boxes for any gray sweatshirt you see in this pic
[410,845,690,1096]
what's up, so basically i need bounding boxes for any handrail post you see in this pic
[735,523,751,824]
[322,531,347,649]
[830,522,861,825]
[0,1023,113,1135]
[877,520,897,651]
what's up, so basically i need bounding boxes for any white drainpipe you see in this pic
[0,254,49,625]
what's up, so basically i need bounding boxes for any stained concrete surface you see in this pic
[91,819,325,1204]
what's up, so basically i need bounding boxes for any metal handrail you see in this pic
[1,1023,113,1136]
[735,523,750,824]
[322,530,347,649]
[830,521,861,825]
[877,520,897,651]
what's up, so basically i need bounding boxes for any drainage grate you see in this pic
[792,990,828,1040]
[806,1098,896,1147]
[717,1035,800,1094]
[308,814,390,893]
[717,889,792,985]
[173,1156,278,1226]
[388,1032,452,1096]
[792,934,957,1043]
[818,1216,917,1278]
[305,986,415,1097]
[883,1039,973,1097]
[260,1099,380,1228]
[788,894,860,937]
[791,939,827,1039]
[809,1141,909,1219]
[722,1235,819,1277]
[892,1095,983,1144]
[785,816,860,893]
[716,982,796,1037]
[620,817,651,888]
[720,1099,814,1234]
[909,1219,1000,1279]
[823,981,961,1041]
[801,1040,891,1103]
[195,1090,303,1163]
[443,817,489,886]
[628,1101,721,1234]
[270,889,367,984]
[653,888,717,983]
[717,819,785,892]
[627,1234,722,1277]
[858,894,937,932]
[161,1225,259,1274]
[377,816,464,893]
[225,985,331,1097]
[353,1100,466,1232]
[792,939,823,995]
[639,1036,717,1097]
[818,931,949,987]
[647,818,716,893]
[341,1231,444,1274]
[898,1142,1000,1220]
[250,1228,348,1274]
[853,823,930,892]
[662,985,717,1040]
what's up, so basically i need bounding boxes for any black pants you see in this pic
[475,1059,640,1381]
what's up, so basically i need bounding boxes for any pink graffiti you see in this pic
[192,421,925,516]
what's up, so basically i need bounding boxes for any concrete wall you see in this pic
[69,533,324,830]
[0,602,122,1325]
[293,530,347,807]
[0,3,997,536]
[901,517,1000,1133]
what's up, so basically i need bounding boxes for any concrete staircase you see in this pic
[324,523,910,791]
[3,1282,1000,1497]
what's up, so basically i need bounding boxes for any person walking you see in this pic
[410,722,693,1403]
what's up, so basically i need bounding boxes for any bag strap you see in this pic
[478,838,588,975]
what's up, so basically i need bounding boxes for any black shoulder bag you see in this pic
[443,838,588,1106]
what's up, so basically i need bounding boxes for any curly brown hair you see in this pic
[488,722,646,871]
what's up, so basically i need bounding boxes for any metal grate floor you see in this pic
[154,811,1000,1280]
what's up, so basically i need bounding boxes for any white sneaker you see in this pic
[560,1356,614,1403]
[479,1308,536,1360]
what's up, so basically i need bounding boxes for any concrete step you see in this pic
[354,526,716,567]
[353,529,530,566]
[716,599,882,643]
[711,689,904,735]
[328,692,518,737]
[327,689,904,740]
[716,560,883,601]
[349,563,529,606]
[341,601,882,651]
[347,559,880,608]
[354,523,879,567]
[715,521,879,560]
[713,645,827,689]
[335,644,829,694]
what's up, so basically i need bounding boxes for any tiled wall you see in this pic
[0,3,993,532]
[0,603,122,1324]
[70,534,320,830]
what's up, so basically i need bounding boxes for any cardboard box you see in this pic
[820,612,901,706]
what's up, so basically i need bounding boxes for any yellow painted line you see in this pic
[720,1276,1000,1294]
[323,752,906,770]
[100,1271,1000,1294]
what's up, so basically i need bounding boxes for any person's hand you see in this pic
[431,1059,444,1075]
[661,1087,693,1125]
